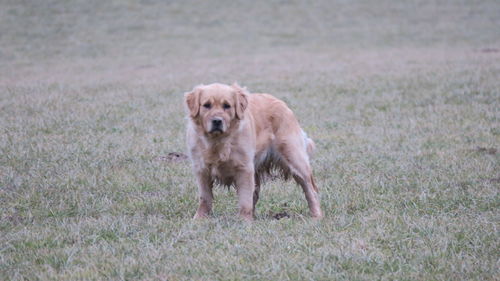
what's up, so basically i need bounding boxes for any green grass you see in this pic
[1,0,499,280]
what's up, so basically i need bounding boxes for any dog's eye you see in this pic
[203,103,211,109]
[223,103,231,109]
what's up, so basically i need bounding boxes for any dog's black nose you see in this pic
[212,118,222,128]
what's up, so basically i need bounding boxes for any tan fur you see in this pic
[185,83,323,221]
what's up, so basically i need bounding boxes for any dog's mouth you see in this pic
[209,128,224,135]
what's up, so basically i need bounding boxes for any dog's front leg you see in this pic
[193,171,213,219]
[235,169,255,221]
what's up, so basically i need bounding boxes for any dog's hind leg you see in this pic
[277,138,323,219]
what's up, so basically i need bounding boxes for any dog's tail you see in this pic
[306,138,315,158]
[301,129,315,158]
[301,130,318,193]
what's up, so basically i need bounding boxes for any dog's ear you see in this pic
[185,86,202,118]
[232,82,249,120]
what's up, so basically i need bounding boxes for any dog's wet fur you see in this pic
[185,83,322,221]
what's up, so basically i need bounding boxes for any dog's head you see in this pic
[185,83,249,137]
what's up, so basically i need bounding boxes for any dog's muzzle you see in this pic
[209,117,224,133]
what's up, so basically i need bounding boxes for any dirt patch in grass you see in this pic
[475,147,497,155]
[271,211,290,220]
[488,177,500,183]
[155,152,189,163]
[480,48,499,53]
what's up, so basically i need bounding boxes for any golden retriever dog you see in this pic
[184,83,323,221]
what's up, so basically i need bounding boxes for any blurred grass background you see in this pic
[1,0,499,280]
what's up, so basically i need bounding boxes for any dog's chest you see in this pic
[209,162,237,186]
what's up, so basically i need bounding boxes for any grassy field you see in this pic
[1,0,499,280]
